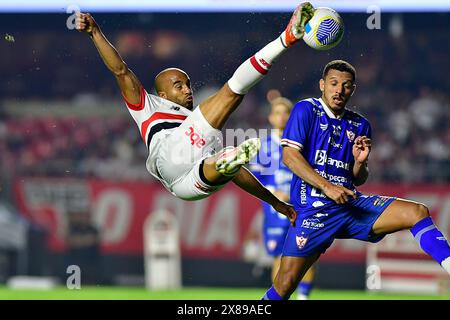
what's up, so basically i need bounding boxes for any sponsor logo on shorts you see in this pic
[313,212,328,218]
[312,201,325,208]
[185,126,206,148]
[301,218,325,230]
[373,196,391,207]
[296,235,308,250]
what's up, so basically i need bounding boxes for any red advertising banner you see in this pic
[13,178,260,259]
[13,178,450,263]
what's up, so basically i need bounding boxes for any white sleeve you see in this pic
[122,87,160,144]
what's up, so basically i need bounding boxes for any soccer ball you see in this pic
[303,7,344,50]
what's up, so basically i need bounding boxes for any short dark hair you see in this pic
[322,60,356,81]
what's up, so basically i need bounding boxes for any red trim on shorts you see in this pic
[250,55,269,75]
[141,112,187,142]
[122,86,146,111]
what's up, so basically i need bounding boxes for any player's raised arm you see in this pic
[76,12,142,104]
[352,135,371,186]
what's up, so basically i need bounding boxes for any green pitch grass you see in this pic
[0,286,448,300]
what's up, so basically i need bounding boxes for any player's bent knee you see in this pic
[413,203,430,223]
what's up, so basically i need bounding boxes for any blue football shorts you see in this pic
[263,225,290,257]
[282,192,396,257]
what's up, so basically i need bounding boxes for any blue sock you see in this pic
[298,282,313,298]
[411,216,450,265]
[262,286,287,300]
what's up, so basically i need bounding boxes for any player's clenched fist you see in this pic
[272,201,297,227]
[76,12,97,34]
[322,183,356,204]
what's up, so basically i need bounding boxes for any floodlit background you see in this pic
[0,1,449,299]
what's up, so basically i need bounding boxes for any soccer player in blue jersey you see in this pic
[250,96,316,300]
[262,60,450,300]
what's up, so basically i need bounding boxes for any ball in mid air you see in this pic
[303,7,344,50]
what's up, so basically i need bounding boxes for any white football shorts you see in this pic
[153,107,225,200]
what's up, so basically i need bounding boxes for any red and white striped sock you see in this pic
[227,35,287,95]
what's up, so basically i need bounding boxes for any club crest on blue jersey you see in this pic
[280,97,371,210]
[346,129,355,142]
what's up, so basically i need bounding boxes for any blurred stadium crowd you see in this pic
[0,13,449,184]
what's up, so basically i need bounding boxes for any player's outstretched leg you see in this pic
[198,2,315,130]
[372,199,450,274]
[282,1,315,47]
[411,216,450,273]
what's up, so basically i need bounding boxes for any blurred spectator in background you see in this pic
[0,13,449,183]
[65,208,101,285]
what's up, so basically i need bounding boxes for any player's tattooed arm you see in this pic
[283,146,356,204]
[352,136,371,186]
[232,167,297,226]
[75,12,143,104]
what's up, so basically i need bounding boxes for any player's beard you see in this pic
[324,94,346,114]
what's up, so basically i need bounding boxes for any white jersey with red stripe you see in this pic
[123,87,191,180]
[123,87,224,200]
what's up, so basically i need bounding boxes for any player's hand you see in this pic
[272,201,297,227]
[75,12,97,35]
[352,136,371,163]
[322,183,356,204]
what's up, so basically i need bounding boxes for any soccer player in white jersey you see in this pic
[75,3,316,222]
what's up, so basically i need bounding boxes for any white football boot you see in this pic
[282,2,315,47]
[215,138,261,176]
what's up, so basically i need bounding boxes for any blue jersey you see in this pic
[250,133,293,229]
[281,98,371,214]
